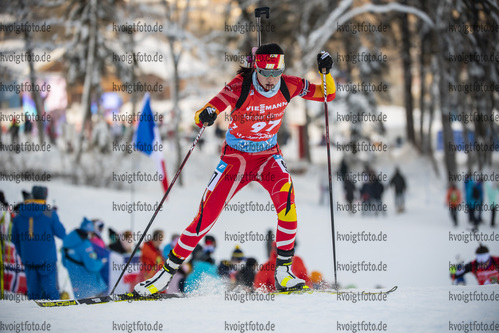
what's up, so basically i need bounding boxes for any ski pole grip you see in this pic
[322,68,327,74]
[255,7,270,19]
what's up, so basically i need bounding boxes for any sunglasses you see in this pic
[256,67,285,77]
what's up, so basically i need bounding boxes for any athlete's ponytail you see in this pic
[236,66,254,79]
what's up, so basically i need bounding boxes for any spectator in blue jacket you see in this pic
[12,186,66,300]
[89,219,110,288]
[467,177,484,231]
[485,180,498,227]
[62,218,107,298]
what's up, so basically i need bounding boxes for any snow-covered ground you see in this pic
[1,285,498,333]
[1,105,498,332]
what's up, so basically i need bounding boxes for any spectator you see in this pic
[89,219,110,288]
[343,178,356,214]
[359,174,372,216]
[9,118,20,143]
[446,184,462,227]
[467,177,484,231]
[463,172,474,223]
[24,113,33,140]
[62,218,107,298]
[370,173,385,216]
[1,191,27,296]
[162,234,180,260]
[90,219,106,249]
[338,157,348,180]
[218,246,246,289]
[485,180,498,227]
[199,235,216,264]
[236,258,258,291]
[13,190,32,214]
[109,230,133,254]
[389,167,407,213]
[12,186,66,300]
[140,230,165,280]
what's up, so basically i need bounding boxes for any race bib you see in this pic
[207,160,228,191]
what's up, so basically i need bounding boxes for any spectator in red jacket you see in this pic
[254,242,311,292]
[446,184,462,227]
[140,230,165,281]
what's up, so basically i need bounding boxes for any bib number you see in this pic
[250,120,281,133]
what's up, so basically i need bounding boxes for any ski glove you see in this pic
[317,51,333,74]
[198,106,218,126]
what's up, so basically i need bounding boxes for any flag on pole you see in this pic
[133,93,169,192]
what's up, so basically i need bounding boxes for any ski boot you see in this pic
[134,251,183,296]
[274,248,307,291]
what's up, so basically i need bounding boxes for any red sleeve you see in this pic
[194,75,244,127]
[207,74,244,113]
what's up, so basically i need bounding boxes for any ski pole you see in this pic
[109,125,206,295]
[321,65,338,290]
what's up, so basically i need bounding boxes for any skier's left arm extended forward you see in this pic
[285,51,336,103]
[193,51,336,127]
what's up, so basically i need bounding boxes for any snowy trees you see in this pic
[420,0,499,178]
[161,0,190,186]
[2,0,63,144]
[63,0,137,163]
[2,0,497,185]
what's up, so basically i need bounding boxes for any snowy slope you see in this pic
[2,149,499,332]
